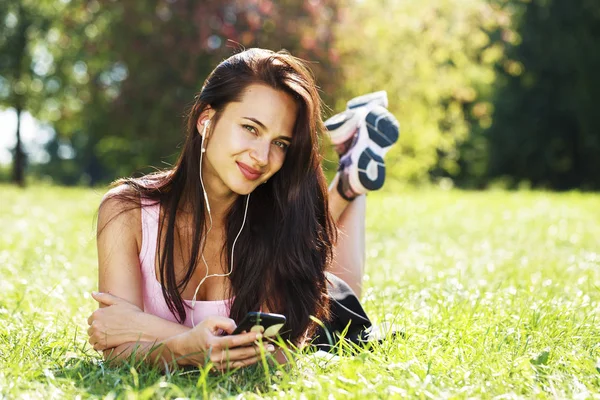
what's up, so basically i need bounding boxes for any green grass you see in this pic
[1,183,599,398]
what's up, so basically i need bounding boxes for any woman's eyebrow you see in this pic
[242,117,267,129]
[242,117,292,141]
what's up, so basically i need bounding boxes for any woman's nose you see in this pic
[250,140,269,166]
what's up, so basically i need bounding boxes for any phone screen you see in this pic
[232,312,286,336]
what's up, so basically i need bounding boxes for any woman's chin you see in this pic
[228,180,261,196]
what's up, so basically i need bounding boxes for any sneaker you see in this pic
[346,90,388,111]
[323,110,360,156]
[364,104,399,157]
[337,105,400,201]
[324,91,389,157]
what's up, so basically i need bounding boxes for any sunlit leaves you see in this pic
[336,0,512,183]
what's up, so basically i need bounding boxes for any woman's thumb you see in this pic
[91,291,120,306]
[207,316,237,334]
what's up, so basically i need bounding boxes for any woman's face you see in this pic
[200,83,298,197]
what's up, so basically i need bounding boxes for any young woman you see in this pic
[87,48,399,370]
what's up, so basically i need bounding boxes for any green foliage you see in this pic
[0,0,71,185]
[37,0,341,185]
[0,0,57,113]
[0,0,90,128]
[5,0,600,189]
[335,0,510,183]
[2,185,600,397]
[484,0,600,190]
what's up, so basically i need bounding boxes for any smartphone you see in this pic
[231,312,286,337]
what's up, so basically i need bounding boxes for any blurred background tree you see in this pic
[335,0,510,185]
[32,0,341,185]
[1,0,598,190]
[0,0,66,186]
[483,0,600,190]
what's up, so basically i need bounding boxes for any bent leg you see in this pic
[328,173,366,297]
[325,91,398,298]
[311,272,372,351]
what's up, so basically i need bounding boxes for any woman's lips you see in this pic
[237,162,262,181]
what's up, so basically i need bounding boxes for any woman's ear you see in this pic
[196,108,216,138]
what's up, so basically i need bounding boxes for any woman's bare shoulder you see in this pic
[102,183,139,201]
[98,184,142,246]
[100,183,141,214]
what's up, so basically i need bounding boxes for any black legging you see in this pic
[311,272,373,351]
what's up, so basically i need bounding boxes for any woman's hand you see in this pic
[172,316,276,370]
[87,291,145,351]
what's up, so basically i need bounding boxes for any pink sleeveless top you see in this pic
[139,197,232,327]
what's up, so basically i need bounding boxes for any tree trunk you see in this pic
[13,106,25,187]
[11,3,28,187]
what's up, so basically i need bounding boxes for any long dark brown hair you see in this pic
[101,48,335,342]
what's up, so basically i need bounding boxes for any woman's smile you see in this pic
[200,83,297,196]
[236,161,262,181]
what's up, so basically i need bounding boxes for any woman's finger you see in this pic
[211,355,260,372]
[203,316,237,334]
[91,291,121,306]
[210,346,260,363]
[210,343,274,364]
[212,331,262,350]
[88,336,101,350]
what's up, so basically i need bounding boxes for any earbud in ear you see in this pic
[198,119,211,136]
[200,121,209,153]
[201,119,210,137]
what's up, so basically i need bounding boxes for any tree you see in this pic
[484,0,600,190]
[40,0,341,185]
[335,0,510,184]
[0,0,80,186]
[0,1,47,186]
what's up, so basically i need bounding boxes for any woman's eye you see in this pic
[243,124,258,135]
[273,141,289,151]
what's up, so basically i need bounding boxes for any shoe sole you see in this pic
[348,107,399,193]
[357,148,386,191]
[365,107,399,156]
[324,110,358,145]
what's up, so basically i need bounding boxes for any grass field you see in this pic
[1,184,599,398]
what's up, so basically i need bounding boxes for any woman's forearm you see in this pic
[103,334,197,369]
[131,311,190,342]
[101,317,281,371]
[89,292,191,350]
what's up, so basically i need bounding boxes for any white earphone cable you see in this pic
[190,120,250,327]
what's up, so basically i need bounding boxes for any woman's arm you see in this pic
[101,317,268,371]
[101,335,186,368]
[91,187,192,349]
[92,187,273,369]
[88,291,190,350]
[96,186,145,313]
